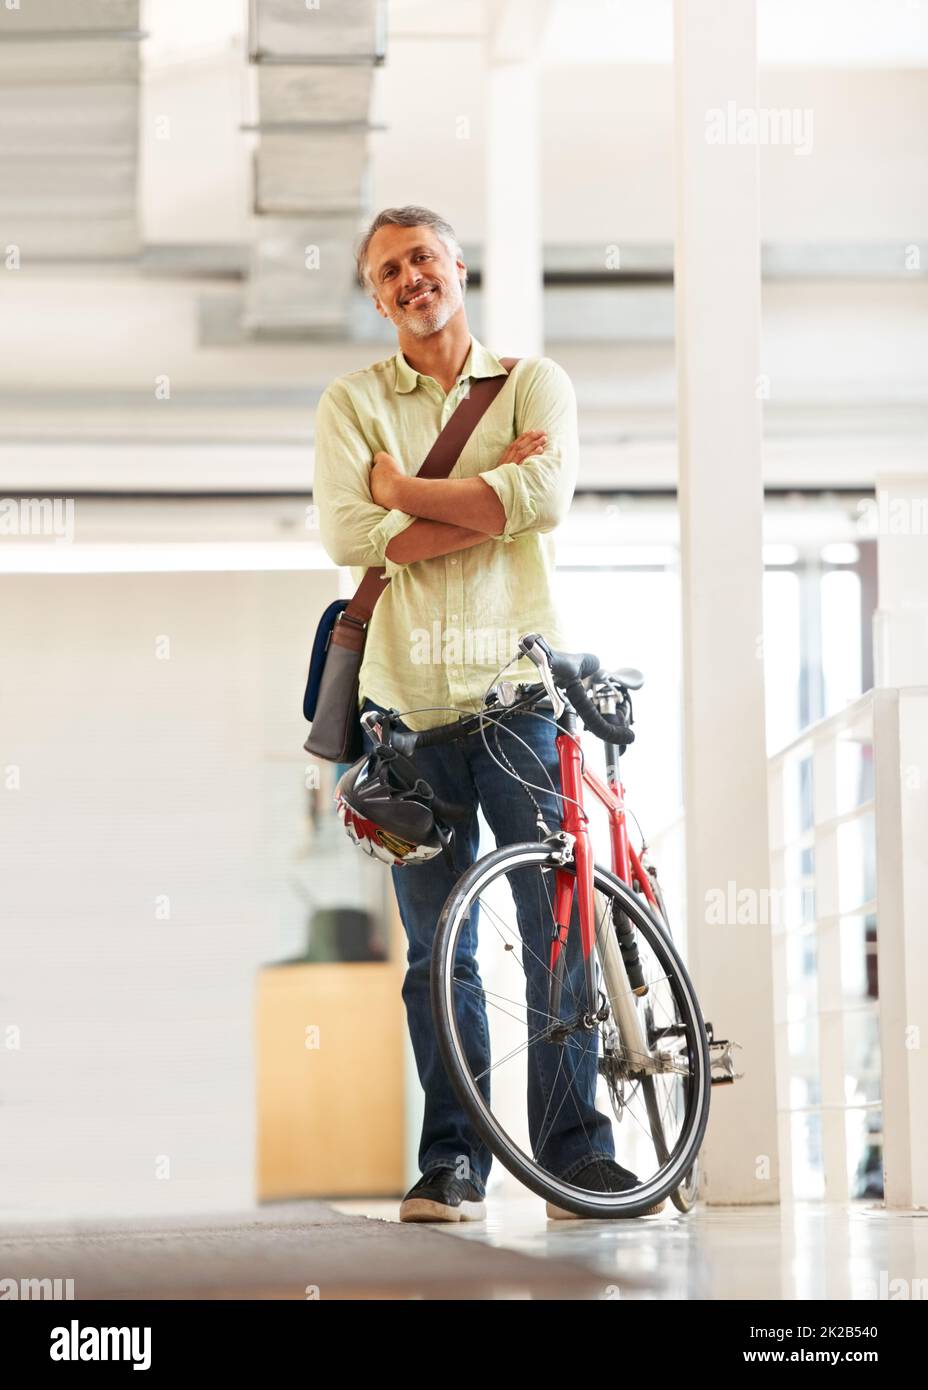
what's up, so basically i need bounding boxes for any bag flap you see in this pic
[302,598,349,721]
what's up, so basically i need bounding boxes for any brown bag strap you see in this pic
[341,356,521,627]
[416,356,520,479]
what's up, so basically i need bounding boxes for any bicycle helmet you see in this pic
[334,742,455,868]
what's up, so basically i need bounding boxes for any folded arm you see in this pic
[375,359,579,542]
[312,384,489,577]
[384,518,492,565]
[381,469,514,536]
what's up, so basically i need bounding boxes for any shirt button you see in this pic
[449,557,457,565]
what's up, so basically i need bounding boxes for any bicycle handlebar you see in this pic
[565,676,635,747]
[370,636,634,757]
[521,635,635,748]
[402,707,491,751]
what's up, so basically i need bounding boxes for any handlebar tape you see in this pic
[566,678,635,747]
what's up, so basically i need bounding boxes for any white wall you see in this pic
[0,567,339,1220]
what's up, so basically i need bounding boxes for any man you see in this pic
[313,206,660,1222]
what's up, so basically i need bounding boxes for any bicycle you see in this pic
[360,632,740,1219]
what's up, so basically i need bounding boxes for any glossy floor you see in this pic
[330,1196,928,1300]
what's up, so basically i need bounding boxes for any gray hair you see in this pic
[355,205,466,294]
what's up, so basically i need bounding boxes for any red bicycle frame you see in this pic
[549,722,659,1008]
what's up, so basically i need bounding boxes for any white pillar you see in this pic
[871,476,928,1208]
[673,0,781,1204]
[873,689,928,1210]
[482,4,545,358]
[873,475,928,687]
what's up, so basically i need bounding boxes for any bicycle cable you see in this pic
[383,652,597,825]
[475,654,593,825]
[489,718,550,834]
[384,699,579,815]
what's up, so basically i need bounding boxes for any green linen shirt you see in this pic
[311,334,578,731]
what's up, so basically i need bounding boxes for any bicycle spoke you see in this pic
[534,1035,604,1166]
[469,1018,589,1085]
[472,875,586,1017]
[451,972,577,1034]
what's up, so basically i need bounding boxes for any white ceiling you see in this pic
[539,0,928,68]
[141,0,928,68]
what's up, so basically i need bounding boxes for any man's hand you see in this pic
[370,451,404,508]
[372,432,545,508]
[495,430,547,467]
[371,430,548,535]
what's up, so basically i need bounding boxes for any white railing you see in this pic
[767,688,928,1209]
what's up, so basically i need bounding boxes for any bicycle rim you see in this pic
[432,843,711,1219]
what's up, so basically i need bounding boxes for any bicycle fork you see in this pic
[546,846,657,1071]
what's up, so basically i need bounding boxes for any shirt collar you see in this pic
[393,336,507,394]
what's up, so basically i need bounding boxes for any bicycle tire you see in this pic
[639,869,701,1213]
[431,841,712,1219]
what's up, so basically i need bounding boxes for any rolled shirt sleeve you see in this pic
[367,507,418,578]
[312,384,416,578]
[479,357,579,542]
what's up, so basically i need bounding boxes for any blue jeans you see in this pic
[360,696,615,1196]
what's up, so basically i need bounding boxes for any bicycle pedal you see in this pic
[708,1037,744,1084]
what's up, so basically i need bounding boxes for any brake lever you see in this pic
[359,710,381,742]
[361,708,400,745]
[518,634,565,718]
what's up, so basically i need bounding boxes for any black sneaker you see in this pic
[399,1168,487,1223]
[546,1156,665,1219]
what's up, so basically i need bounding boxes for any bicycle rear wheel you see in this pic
[432,841,711,1219]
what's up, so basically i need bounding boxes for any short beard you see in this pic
[394,276,464,337]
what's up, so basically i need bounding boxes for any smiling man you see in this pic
[312,206,579,722]
[312,206,653,1223]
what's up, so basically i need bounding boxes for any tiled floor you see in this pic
[330,1196,928,1300]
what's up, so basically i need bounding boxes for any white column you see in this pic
[673,0,781,1204]
[871,477,928,1208]
[482,1,545,357]
[873,475,928,687]
[873,690,928,1210]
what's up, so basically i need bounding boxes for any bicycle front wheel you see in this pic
[641,869,701,1213]
[431,841,711,1219]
